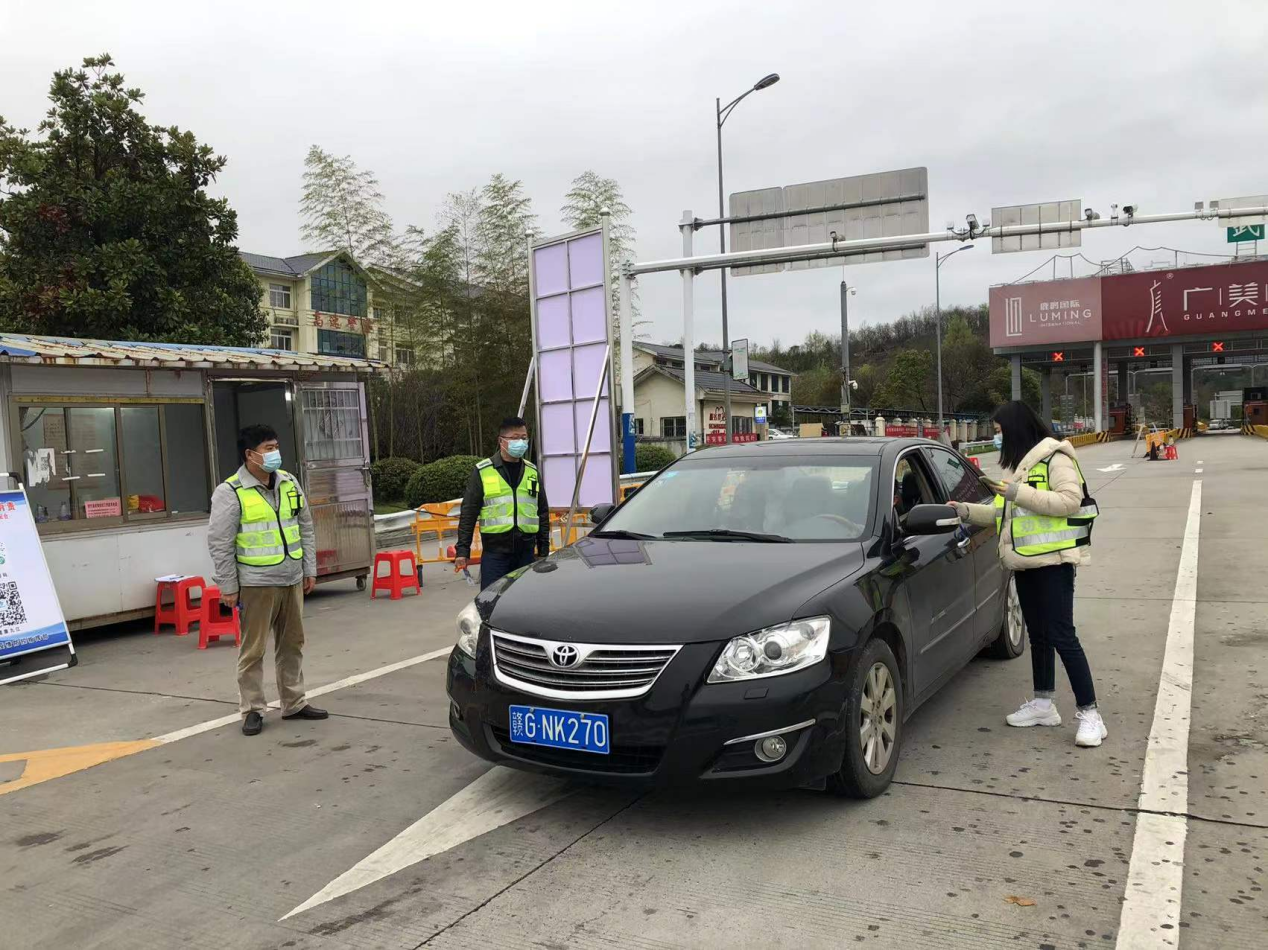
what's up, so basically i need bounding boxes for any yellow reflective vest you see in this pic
[227,471,304,566]
[994,454,1098,557]
[477,459,540,535]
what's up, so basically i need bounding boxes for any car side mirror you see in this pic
[589,502,617,525]
[903,504,961,536]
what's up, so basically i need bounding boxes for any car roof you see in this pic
[684,437,940,459]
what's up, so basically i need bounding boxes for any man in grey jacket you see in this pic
[207,424,324,736]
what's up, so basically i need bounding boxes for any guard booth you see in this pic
[0,334,379,629]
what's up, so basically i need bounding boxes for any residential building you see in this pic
[629,343,796,439]
[240,250,416,368]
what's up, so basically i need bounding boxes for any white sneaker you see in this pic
[1005,699,1062,728]
[1075,708,1108,747]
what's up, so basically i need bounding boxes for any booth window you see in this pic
[310,260,367,316]
[17,402,210,530]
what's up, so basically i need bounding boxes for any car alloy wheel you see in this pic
[860,661,897,775]
[1006,577,1024,649]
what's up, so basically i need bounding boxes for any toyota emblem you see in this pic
[551,644,580,668]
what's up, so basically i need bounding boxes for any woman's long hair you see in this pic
[993,400,1056,471]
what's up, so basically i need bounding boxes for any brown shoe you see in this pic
[282,705,328,720]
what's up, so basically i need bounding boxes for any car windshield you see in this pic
[602,454,876,541]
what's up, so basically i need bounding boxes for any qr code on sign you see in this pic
[0,581,27,627]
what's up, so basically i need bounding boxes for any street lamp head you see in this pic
[754,73,781,90]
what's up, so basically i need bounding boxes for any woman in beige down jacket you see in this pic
[951,401,1107,748]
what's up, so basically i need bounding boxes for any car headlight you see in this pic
[707,617,831,683]
[456,601,481,658]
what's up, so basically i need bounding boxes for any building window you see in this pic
[18,401,210,530]
[782,376,790,394]
[732,415,754,435]
[634,418,645,435]
[270,328,295,351]
[268,282,292,308]
[377,343,389,363]
[661,416,687,438]
[317,329,366,358]
[310,259,368,316]
[395,346,415,367]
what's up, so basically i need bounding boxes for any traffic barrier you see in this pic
[1066,431,1111,448]
[1244,423,1268,439]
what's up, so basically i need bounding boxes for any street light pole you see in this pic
[716,73,779,444]
[934,245,973,440]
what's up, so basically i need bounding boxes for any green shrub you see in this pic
[370,457,420,503]
[634,443,678,472]
[405,455,482,507]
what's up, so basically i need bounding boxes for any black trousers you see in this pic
[479,547,536,590]
[1013,563,1097,708]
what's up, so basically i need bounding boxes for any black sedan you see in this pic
[446,437,1025,797]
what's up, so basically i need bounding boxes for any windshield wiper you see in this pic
[590,528,658,540]
[662,528,793,543]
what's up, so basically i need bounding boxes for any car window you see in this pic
[603,455,877,541]
[892,454,937,524]
[924,448,992,503]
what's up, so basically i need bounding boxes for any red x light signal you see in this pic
[1211,341,1225,352]
[1133,346,1146,357]
[1051,351,1065,362]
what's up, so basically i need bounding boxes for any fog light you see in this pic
[755,735,787,762]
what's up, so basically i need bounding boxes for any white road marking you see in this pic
[153,646,453,744]
[281,766,572,920]
[1195,468,1203,473]
[1115,479,1201,950]
[1098,463,1126,472]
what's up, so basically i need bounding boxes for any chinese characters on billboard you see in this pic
[990,261,1268,347]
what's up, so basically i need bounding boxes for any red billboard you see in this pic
[988,277,1103,348]
[1100,260,1268,341]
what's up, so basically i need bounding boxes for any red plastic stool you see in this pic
[198,586,241,649]
[155,575,205,636]
[1164,444,1179,460]
[371,550,421,600]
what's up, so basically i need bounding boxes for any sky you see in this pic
[4,0,1268,350]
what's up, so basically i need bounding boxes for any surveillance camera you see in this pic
[965,213,979,229]
[1123,204,1137,216]
[849,380,859,390]
[1084,208,1101,221]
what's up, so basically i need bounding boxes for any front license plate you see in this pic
[509,705,610,755]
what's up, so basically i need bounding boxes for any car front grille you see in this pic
[490,631,679,699]
[488,725,663,775]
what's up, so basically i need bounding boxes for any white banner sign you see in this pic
[0,487,75,684]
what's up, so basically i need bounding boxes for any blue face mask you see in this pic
[506,439,529,459]
[258,449,282,473]
[992,433,1004,450]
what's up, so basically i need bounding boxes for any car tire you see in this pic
[828,637,903,799]
[985,574,1026,660]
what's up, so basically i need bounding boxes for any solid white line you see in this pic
[1114,479,1201,950]
[152,646,453,744]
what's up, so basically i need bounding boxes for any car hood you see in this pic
[481,536,866,645]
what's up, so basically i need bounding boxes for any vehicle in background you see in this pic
[766,427,796,440]
[448,438,1022,798]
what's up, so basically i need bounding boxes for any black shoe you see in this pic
[242,712,263,736]
[282,705,328,720]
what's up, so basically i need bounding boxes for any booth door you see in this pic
[295,382,374,580]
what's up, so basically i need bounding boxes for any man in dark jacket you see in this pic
[454,416,551,589]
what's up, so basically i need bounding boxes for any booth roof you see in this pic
[0,334,383,372]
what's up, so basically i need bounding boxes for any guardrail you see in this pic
[1242,423,1268,440]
